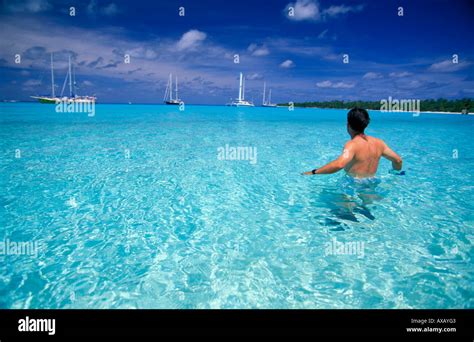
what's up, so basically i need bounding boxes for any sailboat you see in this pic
[30,53,60,103]
[61,56,96,103]
[228,72,254,107]
[262,81,277,107]
[32,54,96,103]
[164,73,181,105]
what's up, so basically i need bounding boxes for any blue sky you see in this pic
[0,0,473,104]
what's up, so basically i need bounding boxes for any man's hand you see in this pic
[302,170,316,175]
[382,142,403,170]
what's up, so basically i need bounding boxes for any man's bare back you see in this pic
[342,135,402,178]
[303,108,402,178]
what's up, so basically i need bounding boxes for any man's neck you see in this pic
[350,131,365,139]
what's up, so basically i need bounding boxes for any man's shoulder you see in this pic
[366,135,386,146]
[344,140,356,148]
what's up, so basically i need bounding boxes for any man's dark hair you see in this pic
[347,107,370,133]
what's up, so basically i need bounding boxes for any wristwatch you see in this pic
[311,169,318,174]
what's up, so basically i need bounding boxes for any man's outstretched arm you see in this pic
[303,143,354,175]
[382,142,403,170]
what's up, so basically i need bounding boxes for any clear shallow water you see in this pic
[0,103,472,309]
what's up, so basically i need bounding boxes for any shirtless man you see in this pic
[303,107,403,178]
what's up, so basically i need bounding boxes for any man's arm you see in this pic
[303,143,354,175]
[382,142,403,170]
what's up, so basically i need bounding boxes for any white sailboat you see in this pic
[63,56,96,103]
[32,54,96,103]
[262,81,277,107]
[228,72,254,107]
[30,53,60,103]
[164,73,181,105]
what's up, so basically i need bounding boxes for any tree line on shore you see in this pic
[278,98,472,113]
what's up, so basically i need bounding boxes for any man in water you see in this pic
[303,107,403,178]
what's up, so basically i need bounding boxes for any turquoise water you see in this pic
[0,103,473,308]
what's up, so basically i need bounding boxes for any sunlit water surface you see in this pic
[0,103,472,308]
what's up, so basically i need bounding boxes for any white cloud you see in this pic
[176,29,207,51]
[316,80,332,87]
[125,47,158,60]
[285,0,321,21]
[247,73,263,80]
[395,79,423,90]
[284,1,364,22]
[322,4,365,18]
[332,82,354,88]
[4,0,51,13]
[0,17,175,81]
[0,16,252,100]
[389,71,412,78]
[316,80,354,88]
[428,59,469,72]
[279,59,295,68]
[362,72,383,80]
[247,43,270,57]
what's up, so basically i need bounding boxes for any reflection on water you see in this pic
[2,104,472,308]
[319,176,386,229]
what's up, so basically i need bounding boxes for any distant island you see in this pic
[278,98,472,114]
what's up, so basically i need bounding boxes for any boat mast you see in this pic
[175,75,178,101]
[262,81,266,105]
[72,63,76,97]
[163,74,169,101]
[242,75,245,100]
[68,55,72,98]
[268,89,272,104]
[169,74,173,101]
[238,72,243,101]
[50,53,55,98]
